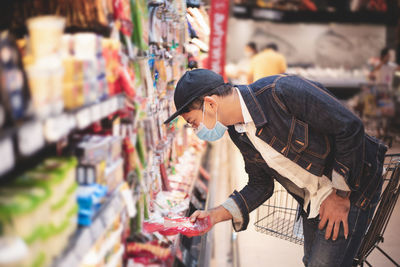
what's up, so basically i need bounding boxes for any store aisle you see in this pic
[227,141,303,267]
[210,139,235,267]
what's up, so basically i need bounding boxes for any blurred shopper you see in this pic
[232,42,258,83]
[165,69,387,267]
[247,43,287,83]
[245,42,257,58]
[369,47,400,90]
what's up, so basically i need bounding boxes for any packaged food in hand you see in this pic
[143,216,211,237]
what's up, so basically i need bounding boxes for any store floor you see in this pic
[211,138,400,267]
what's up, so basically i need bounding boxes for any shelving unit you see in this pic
[52,183,128,267]
[0,0,213,267]
[233,4,398,25]
[0,94,125,179]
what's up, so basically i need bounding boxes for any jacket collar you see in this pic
[236,84,268,128]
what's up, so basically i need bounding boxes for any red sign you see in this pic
[208,0,229,77]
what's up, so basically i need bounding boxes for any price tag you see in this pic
[68,114,77,130]
[100,101,109,118]
[74,228,93,258]
[44,114,71,142]
[76,108,91,129]
[118,95,125,109]
[101,201,116,228]
[56,251,79,267]
[105,99,113,115]
[90,104,102,123]
[110,97,118,113]
[91,216,105,238]
[0,137,15,175]
[120,183,137,218]
[18,121,45,156]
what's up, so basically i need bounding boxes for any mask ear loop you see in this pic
[210,99,218,126]
[202,102,205,122]
[203,99,218,127]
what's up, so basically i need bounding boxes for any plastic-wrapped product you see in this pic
[16,157,78,208]
[0,185,50,240]
[143,216,211,237]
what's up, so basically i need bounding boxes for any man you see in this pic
[369,47,400,91]
[245,42,257,58]
[164,69,387,267]
[233,42,258,84]
[248,43,287,83]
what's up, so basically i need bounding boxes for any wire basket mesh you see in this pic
[355,153,400,265]
[254,181,304,245]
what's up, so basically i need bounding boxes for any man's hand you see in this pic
[190,205,233,232]
[318,190,350,241]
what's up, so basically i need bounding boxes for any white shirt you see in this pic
[377,62,398,91]
[223,88,350,230]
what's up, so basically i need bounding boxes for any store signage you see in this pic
[208,0,229,77]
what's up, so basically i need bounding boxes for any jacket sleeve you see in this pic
[275,75,364,190]
[227,130,275,231]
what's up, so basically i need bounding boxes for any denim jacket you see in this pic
[228,74,387,231]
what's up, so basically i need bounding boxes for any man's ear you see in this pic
[204,96,218,110]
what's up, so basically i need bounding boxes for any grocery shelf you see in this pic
[172,150,211,267]
[0,94,126,180]
[0,1,206,266]
[52,183,129,267]
[232,5,397,25]
[315,78,367,88]
[314,79,365,100]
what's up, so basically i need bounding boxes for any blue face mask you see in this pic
[196,102,227,142]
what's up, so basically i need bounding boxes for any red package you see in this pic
[113,0,133,36]
[126,241,171,261]
[116,65,136,98]
[143,216,212,237]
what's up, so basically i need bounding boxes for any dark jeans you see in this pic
[302,185,381,267]
[301,134,386,267]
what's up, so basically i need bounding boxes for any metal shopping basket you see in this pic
[254,153,400,255]
[254,182,304,245]
[354,153,400,267]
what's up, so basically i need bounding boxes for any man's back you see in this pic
[249,49,287,82]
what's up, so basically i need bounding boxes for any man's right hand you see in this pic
[190,205,233,226]
[190,210,212,223]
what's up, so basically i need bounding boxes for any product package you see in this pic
[0,157,79,267]
[76,184,108,226]
[143,216,211,237]
[125,241,172,263]
[0,30,31,128]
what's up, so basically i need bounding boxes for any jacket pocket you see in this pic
[289,119,308,153]
[291,118,330,159]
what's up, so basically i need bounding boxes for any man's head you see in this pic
[265,43,278,51]
[380,47,390,64]
[245,42,257,57]
[164,69,237,131]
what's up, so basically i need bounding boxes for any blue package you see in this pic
[76,184,108,226]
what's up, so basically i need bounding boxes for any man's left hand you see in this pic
[318,190,350,241]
